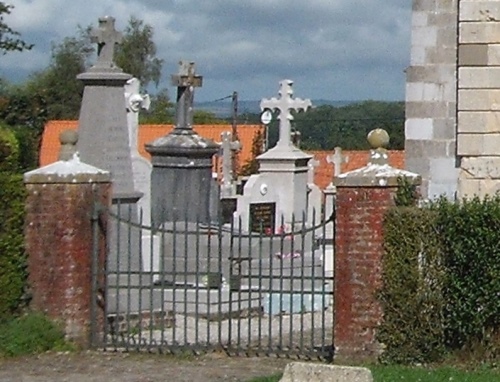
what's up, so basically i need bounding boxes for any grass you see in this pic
[246,364,500,382]
[0,313,72,357]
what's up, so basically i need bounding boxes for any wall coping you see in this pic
[24,153,111,184]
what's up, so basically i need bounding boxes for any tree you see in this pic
[115,17,164,89]
[140,88,174,124]
[22,18,164,120]
[24,30,93,120]
[0,3,32,54]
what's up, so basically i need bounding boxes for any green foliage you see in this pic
[394,177,419,207]
[0,313,66,356]
[0,124,19,171]
[141,88,174,124]
[259,101,404,150]
[193,110,225,124]
[24,30,92,120]
[0,172,27,320]
[240,129,264,176]
[0,3,33,54]
[19,17,163,121]
[434,196,500,351]
[115,16,164,89]
[379,207,445,364]
[380,195,500,365]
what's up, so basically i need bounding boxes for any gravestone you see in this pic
[76,16,142,276]
[124,77,152,224]
[323,147,349,283]
[234,79,312,233]
[327,146,349,180]
[219,131,241,223]
[124,78,160,277]
[307,157,322,227]
[220,131,241,198]
[145,61,219,228]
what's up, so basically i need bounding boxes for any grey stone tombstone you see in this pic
[76,16,142,277]
[220,131,241,198]
[145,61,219,228]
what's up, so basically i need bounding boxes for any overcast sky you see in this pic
[3,0,411,103]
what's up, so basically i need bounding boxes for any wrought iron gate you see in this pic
[91,203,334,360]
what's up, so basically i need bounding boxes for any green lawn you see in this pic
[247,365,500,382]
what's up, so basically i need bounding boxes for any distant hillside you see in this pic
[195,100,357,118]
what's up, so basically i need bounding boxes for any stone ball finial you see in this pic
[58,130,78,161]
[367,128,390,149]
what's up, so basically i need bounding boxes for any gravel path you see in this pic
[0,351,292,382]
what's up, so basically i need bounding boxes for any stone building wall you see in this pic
[457,1,500,197]
[405,0,459,199]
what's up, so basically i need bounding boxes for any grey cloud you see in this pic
[4,0,412,102]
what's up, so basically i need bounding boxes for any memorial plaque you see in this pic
[249,202,276,233]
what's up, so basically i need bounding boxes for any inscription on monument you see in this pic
[249,202,276,233]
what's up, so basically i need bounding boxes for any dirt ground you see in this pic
[0,351,294,382]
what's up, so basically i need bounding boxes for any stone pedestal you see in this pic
[24,157,111,347]
[145,131,219,228]
[332,130,421,360]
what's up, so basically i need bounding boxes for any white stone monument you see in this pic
[234,79,313,233]
[124,78,159,278]
[124,77,152,223]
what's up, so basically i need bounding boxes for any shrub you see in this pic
[0,313,66,356]
[378,207,445,364]
[0,124,20,172]
[0,173,27,320]
[379,195,500,364]
[435,196,500,351]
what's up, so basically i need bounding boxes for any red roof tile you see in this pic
[40,120,264,172]
[40,121,405,190]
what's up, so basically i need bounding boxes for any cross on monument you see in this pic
[220,131,241,197]
[90,16,122,67]
[260,80,311,148]
[171,61,203,131]
[327,146,349,179]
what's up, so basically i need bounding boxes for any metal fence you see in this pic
[91,202,334,360]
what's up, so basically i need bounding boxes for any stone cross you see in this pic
[260,79,311,148]
[327,146,349,178]
[125,77,151,155]
[171,61,203,131]
[90,16,122,67]
[220,131,241,198]
[307,158,320,185]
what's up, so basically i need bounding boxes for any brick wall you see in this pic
[334,186,396,359]
[25,178,110,347]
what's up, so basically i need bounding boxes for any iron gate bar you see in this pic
[95,203,334,359]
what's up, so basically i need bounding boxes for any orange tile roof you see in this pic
[308,150,405,190]
[40,120,264,172]
[40,121,405,190]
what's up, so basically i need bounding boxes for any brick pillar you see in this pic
[24,149,111,348]
[332,129,421,360]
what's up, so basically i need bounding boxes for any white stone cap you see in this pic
[334,161,421,187]
[24,153,111,184]
[333,128,421,187]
